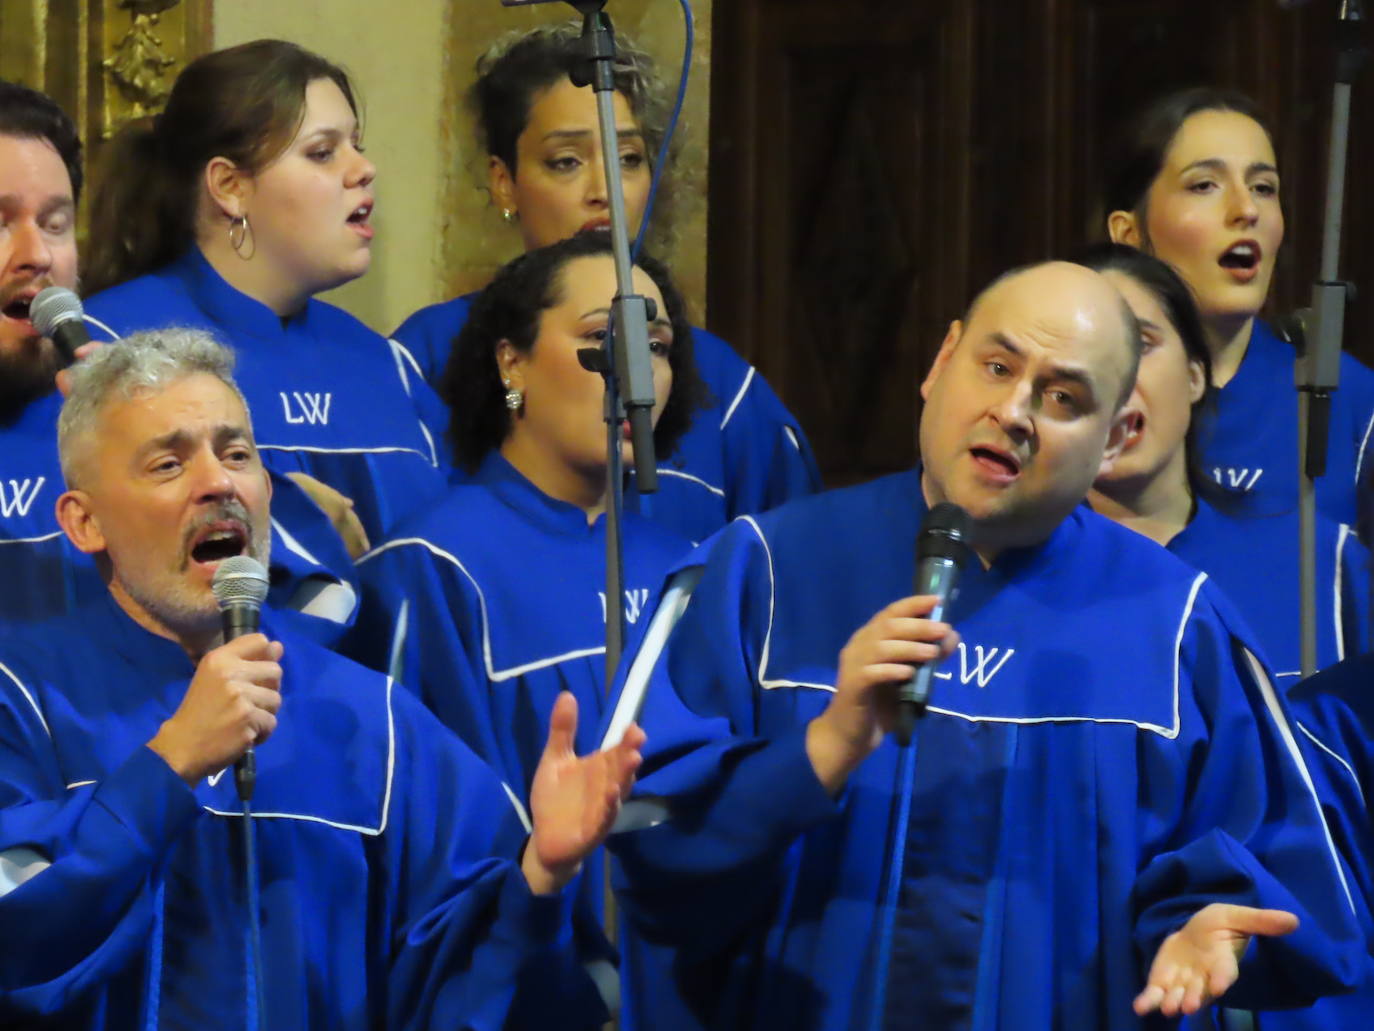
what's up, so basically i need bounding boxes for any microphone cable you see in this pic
[631,0,695,263]
[240,788,267,1031]
[866,740,918,1031]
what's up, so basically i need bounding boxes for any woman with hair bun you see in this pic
[392,23,820,544]
[83,39,450,558]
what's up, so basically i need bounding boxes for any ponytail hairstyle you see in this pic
[84,39,358,294]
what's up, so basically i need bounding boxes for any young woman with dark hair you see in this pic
[1081,242,1367,684]
[391,23,820,544]
[1106,87,1374,532]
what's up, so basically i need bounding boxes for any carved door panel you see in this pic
[711,0,1374,485]
[709,0,975,483]
[0,0,212,245]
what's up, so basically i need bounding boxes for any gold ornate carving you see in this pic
[0,1,211,240]
[102,11,178,134]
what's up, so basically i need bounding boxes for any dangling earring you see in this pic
[503,380,524,412]
[501,208,518,225]
[228,215,255,259]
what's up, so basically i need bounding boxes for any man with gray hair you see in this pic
[0,80,356,637]
[0,328,643,1029]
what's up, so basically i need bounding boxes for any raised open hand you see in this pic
[521,691,645,896]
[1133,903,1299,1017]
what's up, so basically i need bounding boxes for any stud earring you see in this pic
[501,208,518,225]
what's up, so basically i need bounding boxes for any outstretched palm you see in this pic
[1134,903,1299,1017]
[526,692,646,892]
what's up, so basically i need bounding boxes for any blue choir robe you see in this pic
[0,389,356,644]
[392,293,821,543]
[608,470,1365,1031]
[1163,497,1369,685]
[348,450,692,801]
[0,593,611,1029]
[1251,656,1374,1030]
[83,248,453,544]
[1204,320,1374,528]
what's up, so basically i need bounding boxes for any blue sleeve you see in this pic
[1338,529,1370,662]
[1289,656,1374,919]
[713,347,821,517]
[1339,355,1374,538]
[404,364,455,478]
[384,692,609,1030]
[1131,609,1367,1010]
[608,526,839,955]
[391,299,467,386]
[348,540,507,781]
[0,673,199,1010]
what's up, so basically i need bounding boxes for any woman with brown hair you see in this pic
[83,39,450,557]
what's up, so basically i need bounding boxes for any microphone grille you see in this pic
[30,286,84,337]
[211,555,270,609]
[917,503,974,563]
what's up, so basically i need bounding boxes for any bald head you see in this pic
[917,261,1143,557]
[962,262,1143,410]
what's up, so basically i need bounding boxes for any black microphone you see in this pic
[894,503,973,746]
[30,286,91,366]
[211,556,271,802]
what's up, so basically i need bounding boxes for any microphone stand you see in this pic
[561,0,661,690]
[538,3,662,1000]
[1295,0,1366,679]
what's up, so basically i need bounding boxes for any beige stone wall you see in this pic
[443,2,712,323]
[214,0,450,334]
[214,1,710,334]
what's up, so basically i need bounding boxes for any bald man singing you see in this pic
[608,262,1365,1031]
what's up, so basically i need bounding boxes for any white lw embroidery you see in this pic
[932,642,1017,688]
[598,588,652,625]
[0,477,45,519]
[1213,467,1263,491]
[280,391,334,426]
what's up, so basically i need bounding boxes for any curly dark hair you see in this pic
[467,22,681,247]
[440,231,707,473]
[470,22,671,178]
[0,79,84,203]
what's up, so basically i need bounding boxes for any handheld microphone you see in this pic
[30,286,91,366]
[894,503,973,746]
[211,556,271,801]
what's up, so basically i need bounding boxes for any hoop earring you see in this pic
[228,215,255,259]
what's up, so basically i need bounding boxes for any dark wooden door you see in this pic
[709,0,1374,485]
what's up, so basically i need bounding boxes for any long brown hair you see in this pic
[84,39,358,295]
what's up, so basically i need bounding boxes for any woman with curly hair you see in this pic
[352,231,703,813]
